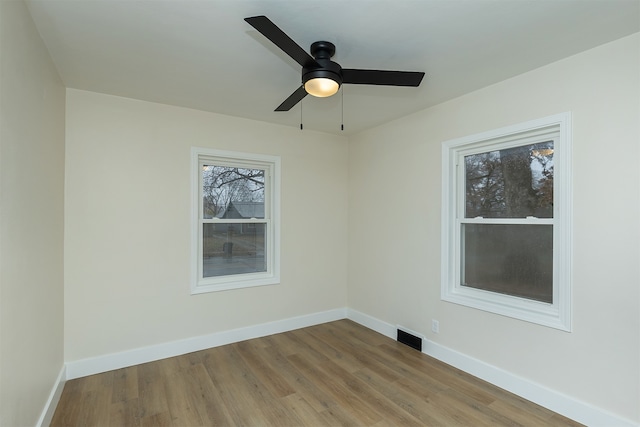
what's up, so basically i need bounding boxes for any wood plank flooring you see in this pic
[51,320,583,426]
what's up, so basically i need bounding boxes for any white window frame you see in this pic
[191,147,280,294]
[441,113,572,331]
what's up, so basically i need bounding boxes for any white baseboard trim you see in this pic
[346,308,396,339]
[36,365,66,427]
[346,308,637,427]
[66,307,347,380]
[424,338,637,427]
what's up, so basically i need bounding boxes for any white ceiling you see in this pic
[25,0,640,135]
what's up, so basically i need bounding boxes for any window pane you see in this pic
[465,142,554,218]
[461,224,553,303]
[202,165,265,219]
[203,223,266,277]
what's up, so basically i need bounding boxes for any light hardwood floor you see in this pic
[51,320,583,426]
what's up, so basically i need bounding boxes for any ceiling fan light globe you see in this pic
[304,78,340,97]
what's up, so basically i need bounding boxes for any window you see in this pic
[441,113,572,330]
[191,148,280,294]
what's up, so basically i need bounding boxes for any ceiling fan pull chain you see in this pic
[341,87,344,131]
[300,97,303,130]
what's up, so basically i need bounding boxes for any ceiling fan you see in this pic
[244,15,425,111]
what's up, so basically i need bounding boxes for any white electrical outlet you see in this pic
[431,319,440,334]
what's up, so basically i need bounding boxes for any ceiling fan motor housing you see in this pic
[302,41,343,88]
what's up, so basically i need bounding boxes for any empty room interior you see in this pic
[1,0,639,426]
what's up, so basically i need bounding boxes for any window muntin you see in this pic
[192,148,280,294]
[442,113,571,330]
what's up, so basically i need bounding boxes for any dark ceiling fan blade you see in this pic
[342,69,425,86]
[245,16,319,68]
[275,86,308,111]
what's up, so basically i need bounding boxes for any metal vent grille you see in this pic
[397,329,422,351]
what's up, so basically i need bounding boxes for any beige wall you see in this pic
[0,1,66,425]
[64,89,349,361]
[348,33,640,422]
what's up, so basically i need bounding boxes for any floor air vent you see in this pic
[397,328,422,351]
